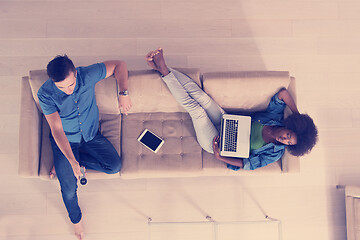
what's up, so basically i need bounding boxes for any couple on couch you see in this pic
[37,48,318,239]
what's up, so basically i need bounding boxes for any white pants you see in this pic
[162,68,225,153]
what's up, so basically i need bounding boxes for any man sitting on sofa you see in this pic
[37,55,132,239]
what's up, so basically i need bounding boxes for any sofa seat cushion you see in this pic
[120,112,203,179]
[201,151,282,176]
[202,71,291,112]
[28,69,119,115]
[127,68,201,113]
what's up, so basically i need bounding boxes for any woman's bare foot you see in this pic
[49,166,56,179]
[74,219,84,240]
[145,50,158,71]
[145,48,170,76]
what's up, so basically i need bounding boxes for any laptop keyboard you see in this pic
[224,119,238,152]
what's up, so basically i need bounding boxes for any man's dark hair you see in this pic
[47,55,76,82]
[284,113,318,156]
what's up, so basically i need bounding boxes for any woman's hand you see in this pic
[212,136,221,157]
[212,136,244,168]
[278,88,299,114]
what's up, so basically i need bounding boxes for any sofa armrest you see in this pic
[284,76,297,118]
[281,149,300,173]
[281,76,300,173]
[18,76,42,177]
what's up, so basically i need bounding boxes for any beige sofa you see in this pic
[19,67,299,180]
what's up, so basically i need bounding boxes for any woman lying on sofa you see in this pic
[145,48,318,170]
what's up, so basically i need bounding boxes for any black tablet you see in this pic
[137,129,164,153]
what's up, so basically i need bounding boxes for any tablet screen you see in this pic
[139,130,163,152]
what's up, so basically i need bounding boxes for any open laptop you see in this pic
[219,114,251,158]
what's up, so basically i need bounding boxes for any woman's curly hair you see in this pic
[283,113,318,156]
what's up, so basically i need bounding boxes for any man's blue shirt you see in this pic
[227,92,287,171]
[37,63,107,143]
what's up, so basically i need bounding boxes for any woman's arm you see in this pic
[212,136,244,168]
[277,88,299,114]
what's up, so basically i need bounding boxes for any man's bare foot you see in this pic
[49,166,56,179]
[145,48,170,76]
[74,219,84,240]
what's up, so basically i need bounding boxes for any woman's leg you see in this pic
[162,71,217,152]
[145,48,218,153]
[169,67,225,128]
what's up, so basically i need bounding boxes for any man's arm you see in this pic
[103,60,132,115]
[277,88,299,114]
[44,112,82,179]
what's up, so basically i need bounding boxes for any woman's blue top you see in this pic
[227,92,287,171]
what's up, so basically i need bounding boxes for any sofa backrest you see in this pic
[202,71,291,113]
[28,69,120,115]
[126,68,201,113]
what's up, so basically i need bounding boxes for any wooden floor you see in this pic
[1,0,359,239]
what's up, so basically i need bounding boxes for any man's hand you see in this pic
[119,95,132,115]
[71,162,83,181]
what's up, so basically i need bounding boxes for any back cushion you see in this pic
[202,71,291,112]
[28,69,119,114]
[127,68,201,113]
